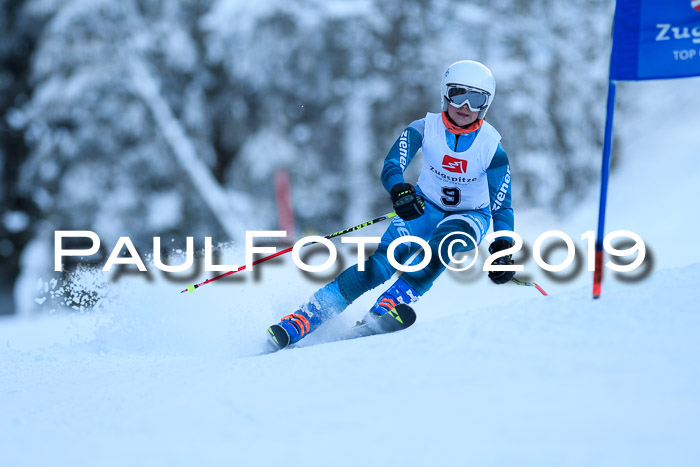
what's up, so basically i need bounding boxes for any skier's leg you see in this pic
[335,205,444,304]
[334,228,413,303]
[366,210,490,316]
[274,210,438,345]
[401,210,490,294]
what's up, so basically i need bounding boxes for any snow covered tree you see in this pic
[202,0,615,226]
[0,0,41,315]
[15,0,244,254]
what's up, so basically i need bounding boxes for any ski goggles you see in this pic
[445,85,490,111]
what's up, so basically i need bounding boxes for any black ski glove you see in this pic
[487,238,516,285]
[390,183,425,221]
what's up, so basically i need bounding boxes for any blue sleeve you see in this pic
[487,143,514,234]
[380,119,424,194]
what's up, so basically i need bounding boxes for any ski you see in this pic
[264,304,417,353]
[343,303,417,340]
[266,324,291,350]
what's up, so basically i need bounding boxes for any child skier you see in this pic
[268,60,516,349]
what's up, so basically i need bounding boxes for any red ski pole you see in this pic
[511,277,548,296]
[181,212,397,293]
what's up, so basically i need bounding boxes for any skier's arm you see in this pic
[487,143,514,233]
[380,119,424,194]
[486,144,516,285]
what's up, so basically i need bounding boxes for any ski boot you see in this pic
[267,281,349,350]
[361,278,419,333]
[266,314,299,349]
[267,307,319,350]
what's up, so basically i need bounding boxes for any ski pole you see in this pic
[181,212,398,293]
[511,277,548,296]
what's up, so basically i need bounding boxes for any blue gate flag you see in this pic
[595,1,700,298]
[610,0,700,80]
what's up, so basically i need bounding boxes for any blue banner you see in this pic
[610,0,700,80]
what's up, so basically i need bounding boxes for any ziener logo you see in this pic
[441,155,467,173]
[398,130,409,170]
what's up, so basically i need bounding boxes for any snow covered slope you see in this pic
[1,262,699,466]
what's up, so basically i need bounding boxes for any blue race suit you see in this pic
[285,112,514,335]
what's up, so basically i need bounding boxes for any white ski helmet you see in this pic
[441,60,496,119]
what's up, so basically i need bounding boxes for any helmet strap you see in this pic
[442,111,483,135]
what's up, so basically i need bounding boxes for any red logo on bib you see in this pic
[693,0,700,12]
[442,155,467,173]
